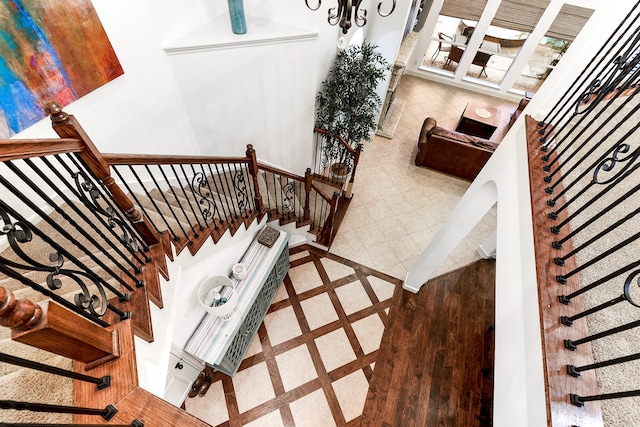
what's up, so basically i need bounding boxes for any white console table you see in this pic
[184,230,290,376]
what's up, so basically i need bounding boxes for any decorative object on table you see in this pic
[304,0,396,34]
[315,41,390,174]
[227,0,247,35]
[197,276,238,320]
[257,226,280,248]
[232,263,248,280]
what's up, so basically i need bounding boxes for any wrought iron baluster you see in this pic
[0,400,117,421]
[172,164,205,231]
[564,318,640,351]
[567,352,640,378]
[0,352,110,389]
[38,156,148,268]
[145,165,190,241]
[214,164,239,219]
[156,164,199,237]
[242,163,257,213]
[113,165,177,242]
[540,4,640,135]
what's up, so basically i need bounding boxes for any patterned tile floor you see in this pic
[184,76,516,426]
[185,245,402,426]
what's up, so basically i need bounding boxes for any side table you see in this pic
[456,103,501,139]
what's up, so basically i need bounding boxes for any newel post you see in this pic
[319,191,340,247]
[45,103,159,245]
[1,287,119,369]
[246,144,265,213]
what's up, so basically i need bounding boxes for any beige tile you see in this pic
[263,306,302,346]
[352,313,385,355]
[320,257,356,282]
[289,250,309,262]
[288,261,324,294]
[290,388,336,427]
[315,328,357,372]
[276,344,317,392]
[271,282,288,304]
[332,369,369,422]
[368,276,396,302]
[232,362,275,413]
[300,292,339,330]
[243,333,263,359]
[184,380,228,426]
[334,280,372,315]
[244,410,285,427]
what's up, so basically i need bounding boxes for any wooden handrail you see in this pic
[46,103,159,245]
[0,139,83,162]
[257,162,306,182]
[311,182,333,202]
[102,153,250,166]
[313,127,356,156]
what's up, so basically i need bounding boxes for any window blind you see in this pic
[546,4,595,41]
[491,0,550,33]
[439,0,488,21]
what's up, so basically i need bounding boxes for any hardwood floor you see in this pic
[361,259,496,427]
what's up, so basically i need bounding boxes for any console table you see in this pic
[184,230,290,376]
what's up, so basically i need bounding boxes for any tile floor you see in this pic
[184,75,516,426]
[329,74,516,280]
[185,245,402,426]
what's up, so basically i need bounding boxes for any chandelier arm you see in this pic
[377,0,396,17]
[305,0,322,12]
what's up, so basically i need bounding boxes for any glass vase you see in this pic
[227,0,247,35]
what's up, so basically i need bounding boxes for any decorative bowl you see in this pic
[197,276,238,320]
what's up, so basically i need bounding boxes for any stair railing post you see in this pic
[245,144,265,213]
[345,144,362,199]
[304,168,312,222]
[319,191,340,246]
[1,287,120,369]
[45,103,159,245]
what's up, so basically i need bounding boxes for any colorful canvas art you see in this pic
[0,0,123,138]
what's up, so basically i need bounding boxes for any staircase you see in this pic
[0,103,358,425]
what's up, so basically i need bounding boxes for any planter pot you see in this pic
[330,162,350,181]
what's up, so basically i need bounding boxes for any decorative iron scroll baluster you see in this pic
[172,164,205,231]
[0,352,110,389]
[0,400,117,421]
[542,91,640,183]
[37,155,149,267]
[282,179,296,215]
[191,168,222,224]
[0,201,127,325]
[231,163,250,215]
[2,164,140,291]
[538,2,640,134]
[561,269,640,325]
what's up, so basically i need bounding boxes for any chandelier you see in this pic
[305,0,397,34]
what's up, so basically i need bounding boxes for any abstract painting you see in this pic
[0,0,124,138]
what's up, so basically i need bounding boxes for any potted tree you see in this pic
[315,41,390,178]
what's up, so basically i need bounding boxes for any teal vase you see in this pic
[228,0,247,35]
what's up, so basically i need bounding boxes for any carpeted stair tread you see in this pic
[0,368,72,423]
